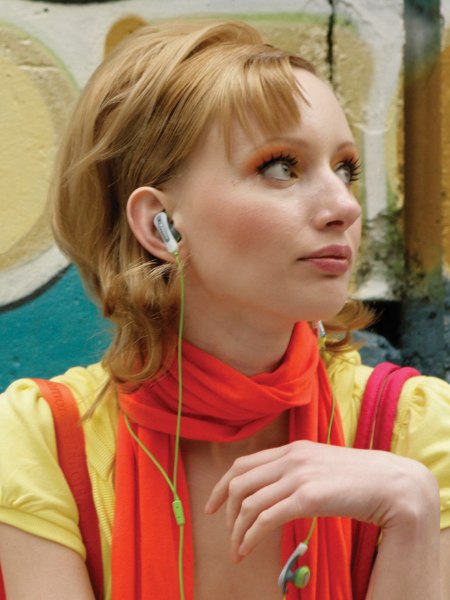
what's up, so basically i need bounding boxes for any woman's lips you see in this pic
[299,245,352,275]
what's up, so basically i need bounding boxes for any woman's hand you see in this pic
[204,440,439,563]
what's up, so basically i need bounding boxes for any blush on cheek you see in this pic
[205,206,276,253]
[202,201,256,247]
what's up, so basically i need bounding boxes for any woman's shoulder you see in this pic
[0,364,118,562]
[324,348,450,444]
[0,365,107,558]
[1,363,119,479]
[393,373,450,526]
[2,363,114,424]
[2,362,109,405]
[324,349,450,443]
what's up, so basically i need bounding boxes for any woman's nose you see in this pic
[313,177,362,231]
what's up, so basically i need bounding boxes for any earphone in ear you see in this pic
[278,541,311,594]
[125,209,187,598]
[154,211,182,255]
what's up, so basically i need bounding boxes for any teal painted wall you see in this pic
[0,267,110,390]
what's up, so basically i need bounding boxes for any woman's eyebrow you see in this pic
[245,137,357,154]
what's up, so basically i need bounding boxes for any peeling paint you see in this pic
[326,0,335,83]
[352,206,405,301]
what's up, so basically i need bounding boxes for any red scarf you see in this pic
[112,322,352,599]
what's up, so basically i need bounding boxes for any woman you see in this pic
[0,20,448,600]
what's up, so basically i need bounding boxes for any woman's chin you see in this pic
[307,293,348,320]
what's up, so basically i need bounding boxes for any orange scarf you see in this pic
[112,322,352,599]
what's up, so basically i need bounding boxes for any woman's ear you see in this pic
[126,186,178,261]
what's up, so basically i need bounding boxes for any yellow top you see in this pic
[1,351,450,599]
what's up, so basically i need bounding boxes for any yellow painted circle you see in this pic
[0,23,77,303]
[0,53,54,259]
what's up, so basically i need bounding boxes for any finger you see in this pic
[238,495,301,558]
[205,444,289,514]
[229,478,292,561]
[226,462,283,531]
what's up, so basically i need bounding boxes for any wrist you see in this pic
[369,460,441,600]
[381,458,440,534]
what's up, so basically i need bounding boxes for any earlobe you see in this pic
[126,186,178,261]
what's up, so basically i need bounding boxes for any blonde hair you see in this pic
[51,20,372,389]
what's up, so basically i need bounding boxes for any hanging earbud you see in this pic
[278,542,311,594]
[315,320,327,349]
[154,211,181,255]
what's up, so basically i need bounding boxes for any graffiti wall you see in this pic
[0,0,448,386]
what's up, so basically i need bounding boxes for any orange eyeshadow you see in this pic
[243,143,300,173]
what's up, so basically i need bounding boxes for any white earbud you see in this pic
[154,212,180,255]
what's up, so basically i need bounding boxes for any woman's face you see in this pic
[168,69,362,330]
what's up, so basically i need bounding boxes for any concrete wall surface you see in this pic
[0,0,449,386]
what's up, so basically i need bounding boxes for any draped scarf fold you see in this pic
[112,322,352,599]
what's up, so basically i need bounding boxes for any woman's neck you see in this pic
[182,306,297,376]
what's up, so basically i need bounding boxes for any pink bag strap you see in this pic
[351,362,420,600]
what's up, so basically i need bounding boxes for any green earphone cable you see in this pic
[124,412,175,492]
[326,391,336,446]
[172,251,184,493]
[124,250,186,600]
[174,251,185,600]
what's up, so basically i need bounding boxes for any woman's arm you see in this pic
[441,528,450,599]
[0,523,95,600]
[365,465,440,599]
[205,441,441,599]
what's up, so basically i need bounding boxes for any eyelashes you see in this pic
[256,153,298,174]
[339,157,361,183]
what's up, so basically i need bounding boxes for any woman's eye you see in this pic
[335,159,361,185]
[257,154,298,181]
